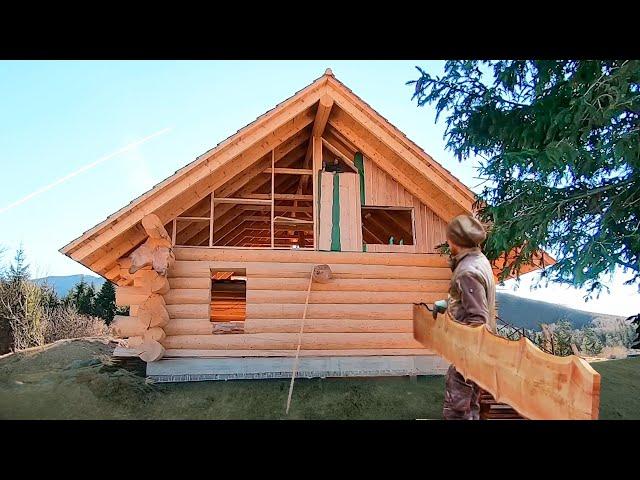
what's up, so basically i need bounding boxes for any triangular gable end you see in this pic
[60,69,478,282]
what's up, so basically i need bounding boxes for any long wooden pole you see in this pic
[285,266,315,415]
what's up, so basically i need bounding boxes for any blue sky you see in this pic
[1,60,638,316]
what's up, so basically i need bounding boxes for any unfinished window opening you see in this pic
[361,207,415,246]
[210,269,246,334]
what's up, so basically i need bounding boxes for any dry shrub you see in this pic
[599,345,628,360]
[43,305,107,343]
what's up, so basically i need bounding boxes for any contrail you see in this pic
[0,127,172,214]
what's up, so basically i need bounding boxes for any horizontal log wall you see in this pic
[160,248,451,356]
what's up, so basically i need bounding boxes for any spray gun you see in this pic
[420,299,448,319]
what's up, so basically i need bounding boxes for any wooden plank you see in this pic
[172,246,449,267]
[245,318,413,333]
[318,172,334,251]
[413,305,601,420]
[338,172,362,252]
[246,303,413,320]
[162,332,425,350]
[246,290,442,304]
[213,198,272,205]
[246,277,450,292]
[312,135,322,247]
[265,168,313,175]
[168,260,451,280]
[246,193,313,201]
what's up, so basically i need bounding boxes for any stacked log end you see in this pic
[112,214,174,362]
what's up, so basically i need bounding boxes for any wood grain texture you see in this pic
[413,305,601,420]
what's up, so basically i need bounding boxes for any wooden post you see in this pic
[172,218,177,246]
[271,149,275,249]
[312,136,322,250]
[209,192,214,247]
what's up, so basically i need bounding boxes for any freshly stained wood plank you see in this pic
[246,290,441,304]
[338,172,362,252]
[160,348,434,358]
[166,303,210,319]
[366,244,417,254]
[245,318,413,333]
[246,303,413,320]
[246,277,450,292]
[412,305,601,420]
[162,332,424,350]
[163,288,210,305]
[172,246,449,267]
[318,172,334,251]
[168,260,451,280]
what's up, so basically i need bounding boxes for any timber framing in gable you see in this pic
[61,69,478,282]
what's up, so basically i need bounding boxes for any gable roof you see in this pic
[60,69,477,279]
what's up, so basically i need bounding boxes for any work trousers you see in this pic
[443,364,481,420]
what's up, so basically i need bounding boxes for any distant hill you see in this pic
[496,291,624,330]
[34,275,105,297]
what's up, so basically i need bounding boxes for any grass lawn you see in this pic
[0,338,637,420]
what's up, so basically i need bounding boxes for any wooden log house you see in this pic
[60,69,550,381]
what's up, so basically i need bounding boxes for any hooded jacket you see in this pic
[447,247,497,333]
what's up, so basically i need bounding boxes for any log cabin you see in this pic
[60,68,554,384]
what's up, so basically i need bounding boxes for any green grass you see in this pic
[0,338,637,419]
[590,357,640,420]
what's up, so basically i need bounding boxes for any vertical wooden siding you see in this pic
[363,157,448,253]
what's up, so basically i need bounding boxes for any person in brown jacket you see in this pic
[442,215,496,420]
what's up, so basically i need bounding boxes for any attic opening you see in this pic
[210,269,246,333]
[361,207,415,246]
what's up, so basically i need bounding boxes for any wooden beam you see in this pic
[246,193,313,201]
[271,150,275,249]
[264,168,313,175]
[241,205,312,213]
[321,137,358,173]
[299,94,334,193]
[312,136,322,246]
[213,198,272,205]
